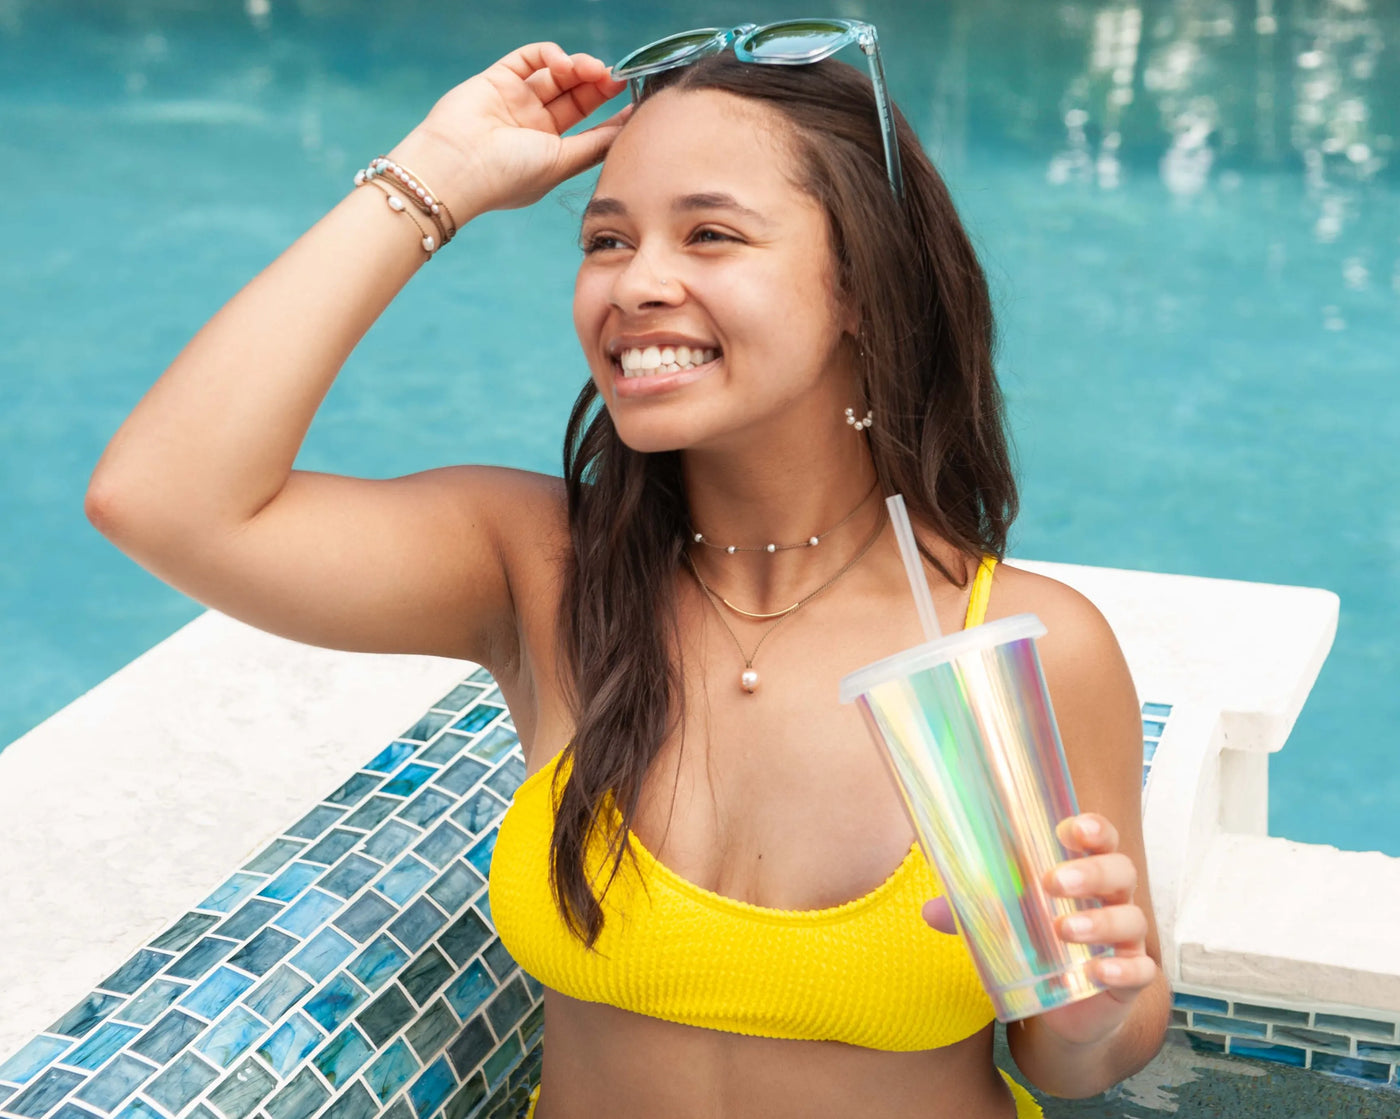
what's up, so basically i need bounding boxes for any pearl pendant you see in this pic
[740,669,759,693]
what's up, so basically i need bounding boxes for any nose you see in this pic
[609,246,683,313]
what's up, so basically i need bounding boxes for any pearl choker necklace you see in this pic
[689,480,879,555]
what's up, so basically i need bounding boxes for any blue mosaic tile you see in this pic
[1194,1012,1266,1038]
[1228,1039,1306,1066]
[425,863,483,916]
[244,841,307,877]
[98,953,174,998]
[319,1082,376,1119]
[481,940,515,983]
[1357,1040,1400,1060]
[464,832,497,879]
[301,830,360,867]
[365,743,415,776]
[64,1023,140,1071]
[520,973,543,1002]
[433,685,485,713]
[290,928,356,984]
[1315,1013,1398,1040]
[465,727,517,765]
[318,855,382,900]
[1141,702,1173,717]
[450,792,507,837]
[437,912,491,969]
[1173,993,1229,1014]
[453,706,503,736]
[47,994,126,1042]
[75,1053,156,1112]
[193,1006,266,1069]
[376,857,437,907]
[342,798,398,833]
[0,1037,71,1087]
[443,963,494,1022]
[1270,1025,1351,1052]
[189,1104,219,1119]
[401,714,453,744]
[263,1068,329,1119]
[149,914,221,955]
[129,1011,205,1064]
[399,949,454,1008]
[258,863,321,905]
[467,668,492,685]
[110,1099,162,1119]
[432,759,489,799]
[113,981,189,1027]
[325,773,382,809]
[206,1056,276,1119]
[485,978,532,1040]
[273,890,342,940]
[484,759,526,801]
[481,1036,521,1088]
[227,929,299,978]
[215,900,283,943]
[361,822,421,865]
[396,791,456,831]
[256,1014,324,1078]
[363,1041,418,1104]
[182,969,256,1021]
[333,894,397,944]
[345,938,409,993]
[442,1075,485,1119]
[356,988,415,1049]
[407,1057,454,1118]
[6,1067,87,1118]
[164,939,239,983]
[388,900,447,954]
[198,875,266,915]
[413,824,470,871]
[1311,1053,1393,1083]
[286,807,346,843]
[384,1094,416,1119]
[1233,1003,1309,1025]
[1142,720,1165,738]
[312,1027,373,1089]
[520,1004,543,1050]
[143,1052,219,1114]
[243,968,313,1024]
[50,1105,103,1119]
[382,766,436,800]
[403,1002,457,1064]
[304,975,370,1034]
[476,896,492,928]
[419,734,472,767]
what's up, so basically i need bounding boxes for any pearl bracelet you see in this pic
[353,156,458,258]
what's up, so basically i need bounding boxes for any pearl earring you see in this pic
[845,407,873,432]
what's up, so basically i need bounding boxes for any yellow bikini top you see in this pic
[488,556,999,1052]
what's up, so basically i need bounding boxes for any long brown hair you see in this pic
[553,54,1017,946]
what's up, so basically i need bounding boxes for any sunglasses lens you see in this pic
[613,27,727,76]
[739,20,849,61]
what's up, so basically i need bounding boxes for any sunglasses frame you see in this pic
[612,19,904,200]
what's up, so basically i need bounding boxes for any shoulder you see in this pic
[983,562,1119,664]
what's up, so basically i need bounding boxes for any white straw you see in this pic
[885,494,942,642]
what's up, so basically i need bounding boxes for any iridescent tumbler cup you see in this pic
[839,614,1110,1021]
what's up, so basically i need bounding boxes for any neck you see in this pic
[682,427,882,613]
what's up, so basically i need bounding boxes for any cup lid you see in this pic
[838,613,1047,703]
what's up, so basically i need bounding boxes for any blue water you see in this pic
[1,1,1397,861]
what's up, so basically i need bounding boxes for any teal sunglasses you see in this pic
[611,19,904,200]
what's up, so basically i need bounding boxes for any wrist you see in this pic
[388,127,491,225]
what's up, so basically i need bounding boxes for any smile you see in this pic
[616,344,720,378]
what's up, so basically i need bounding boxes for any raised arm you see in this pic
[85,44,628,668]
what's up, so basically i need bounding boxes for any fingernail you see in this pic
[1064,915,1092,937]
[1056,867,1085,891]
[1079,818,1100,840]
[1100,959,1122,981]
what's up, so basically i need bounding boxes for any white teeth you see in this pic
[615,345,718,377]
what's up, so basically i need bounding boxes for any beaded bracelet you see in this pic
[354,157,458,246]
[362,177,439,259]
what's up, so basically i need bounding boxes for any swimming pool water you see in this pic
[1,1,1397,862]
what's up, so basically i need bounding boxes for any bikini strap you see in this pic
[963,554,997,629]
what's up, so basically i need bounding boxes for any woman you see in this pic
[87,29,1170,1119]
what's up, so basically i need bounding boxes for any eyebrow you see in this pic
[581,192,770,224]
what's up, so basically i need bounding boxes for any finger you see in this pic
[1045,852,1137,901]
[494,41,573,83]
[1055,813,1119,855]
[921,897,958,935]
[553,103,635,178]
[1092,953,1159,992]
[535,68,628,134]
[1057,903,1148,946]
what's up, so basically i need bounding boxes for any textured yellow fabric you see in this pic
[523,1068,1044,1118]
[489,554,1002,1052]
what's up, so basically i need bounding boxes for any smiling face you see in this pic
[573,88,858,455]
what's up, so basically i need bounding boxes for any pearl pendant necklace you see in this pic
[690,480,878,555]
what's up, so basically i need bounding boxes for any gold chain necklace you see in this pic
[686,509,885,694]
[689,479,879,556]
